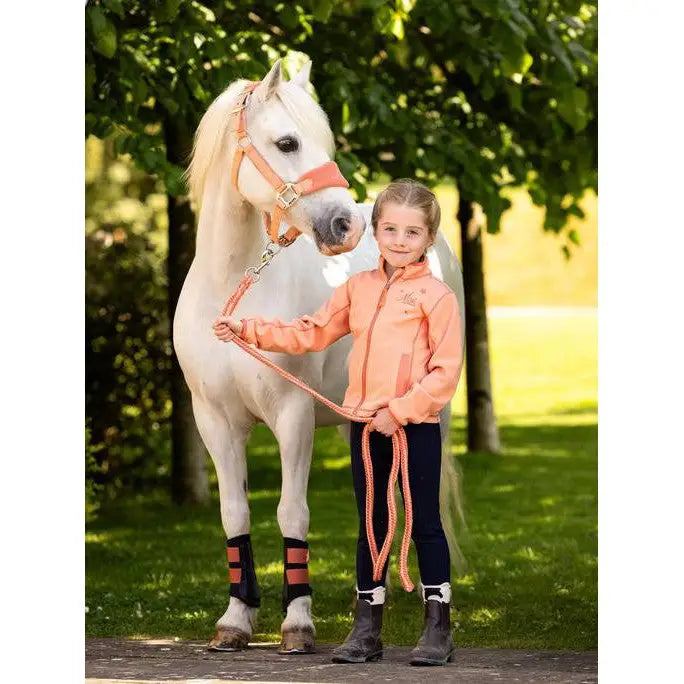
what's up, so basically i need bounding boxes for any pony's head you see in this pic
[188,60,365,255]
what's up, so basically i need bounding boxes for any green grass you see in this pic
[86,313,597,650]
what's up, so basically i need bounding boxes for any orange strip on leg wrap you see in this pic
[286,548,309,564]
[227,547,240,563]
[229,567,242,583]
[286,568,309,585]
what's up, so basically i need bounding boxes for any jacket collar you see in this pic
[377,254,432,281]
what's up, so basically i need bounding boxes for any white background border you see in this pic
[3,1,683,681]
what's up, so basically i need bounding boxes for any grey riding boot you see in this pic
[331,586,385,663]
[410,582,455,666]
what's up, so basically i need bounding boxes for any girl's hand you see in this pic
[369,408,400,436]
[213,315,243,341]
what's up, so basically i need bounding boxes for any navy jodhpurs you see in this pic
[350,420,450,590]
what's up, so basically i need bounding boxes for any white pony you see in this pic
[173,60,465,653]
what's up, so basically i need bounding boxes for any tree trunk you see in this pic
[165,121,210,505]
[457,195,501,454]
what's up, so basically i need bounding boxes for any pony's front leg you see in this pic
[272,397,316,654]
[191,397,257,651]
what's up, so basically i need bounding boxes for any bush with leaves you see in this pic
[86,139,172,498]
[86,421,103,521]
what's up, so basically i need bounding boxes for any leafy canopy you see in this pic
[86,0,597,241]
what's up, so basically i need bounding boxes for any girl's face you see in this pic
[374,202,434,269]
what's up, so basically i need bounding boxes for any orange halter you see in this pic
[230,82,350,247]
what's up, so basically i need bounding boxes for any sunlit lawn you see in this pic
[437,186,597,308]
[86,313,597,650]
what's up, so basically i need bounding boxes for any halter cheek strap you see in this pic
[230,82,350,247]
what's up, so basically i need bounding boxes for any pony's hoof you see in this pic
[279,626,315,654]
[207,626,250,651]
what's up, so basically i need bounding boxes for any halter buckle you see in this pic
[276,183,300,210]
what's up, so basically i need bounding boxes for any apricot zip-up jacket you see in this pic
[239,255,463,426]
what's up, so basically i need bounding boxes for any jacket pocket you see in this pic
[395,353,412,397]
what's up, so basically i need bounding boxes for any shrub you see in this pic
[86,137,172,500]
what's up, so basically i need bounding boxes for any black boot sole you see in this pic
[410,650,455,666]
[331,650,383,664]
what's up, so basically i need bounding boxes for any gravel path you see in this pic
[86,638,597,683]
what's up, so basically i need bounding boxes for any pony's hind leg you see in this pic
[271,397,316,654]
[191,396,257,651]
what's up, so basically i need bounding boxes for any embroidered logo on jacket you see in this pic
[397,291,419,307]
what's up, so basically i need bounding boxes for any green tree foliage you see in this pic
[86,0,596,232]
[86,0,280,191]
[86,140,172,496]
[254,0,597,244]
[85,1,597,492]
[86,420,104,521]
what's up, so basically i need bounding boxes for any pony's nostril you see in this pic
[331,215,351,239]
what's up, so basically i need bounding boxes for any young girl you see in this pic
[214,179,462,666]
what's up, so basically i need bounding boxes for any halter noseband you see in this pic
[230,81,350,247]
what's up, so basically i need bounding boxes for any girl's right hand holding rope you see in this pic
[213,315,243,341]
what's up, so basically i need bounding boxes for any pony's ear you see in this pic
[291,60,312,89]
[254,60,282,103]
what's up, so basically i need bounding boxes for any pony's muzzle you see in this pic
[312,207,365,254]
[346,211,366,248]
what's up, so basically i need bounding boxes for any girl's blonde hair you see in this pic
[371,179,441,240]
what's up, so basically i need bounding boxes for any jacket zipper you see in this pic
[353,276,395,415]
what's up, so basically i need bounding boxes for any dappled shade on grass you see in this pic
[86,415,596,649]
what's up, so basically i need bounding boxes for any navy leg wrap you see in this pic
[282,537,312,613]
[226,534,261,608]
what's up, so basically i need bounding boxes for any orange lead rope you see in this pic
[221,272,415,592]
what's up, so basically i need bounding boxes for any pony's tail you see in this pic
[439,404,468,576]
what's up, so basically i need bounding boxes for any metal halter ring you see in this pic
[237,135,252,150]
[262,242,281,260]
[276,183,301,209]
[244,242,282,282]
[245,266,261,283]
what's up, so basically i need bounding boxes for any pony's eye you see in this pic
[276,136,299,154]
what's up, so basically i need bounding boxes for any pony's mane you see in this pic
[186,78,335,207]
[186,79,248,206]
